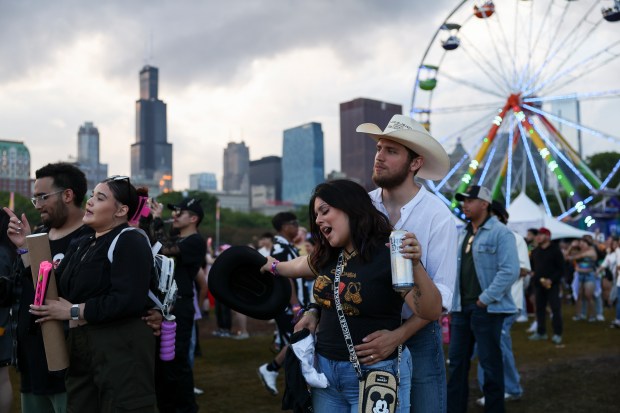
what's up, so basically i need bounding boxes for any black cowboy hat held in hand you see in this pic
[208,246,292,320]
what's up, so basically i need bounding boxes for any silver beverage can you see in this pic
[389,230,414,292]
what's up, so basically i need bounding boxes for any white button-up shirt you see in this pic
[369,185,458,315]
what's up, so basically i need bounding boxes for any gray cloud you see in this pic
[0,0,451,89]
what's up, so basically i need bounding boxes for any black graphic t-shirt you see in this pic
[310,245,403,361]
[17,224,92,394]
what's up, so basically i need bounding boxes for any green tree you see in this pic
[0,191,40,225]
[586,151,620,189]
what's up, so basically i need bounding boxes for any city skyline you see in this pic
[0,1,618,190]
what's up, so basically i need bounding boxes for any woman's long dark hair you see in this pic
[308,179,392,269]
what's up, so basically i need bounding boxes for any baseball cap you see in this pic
[538,227,551,238]
[455,185,492,203]
[168,197,204,221]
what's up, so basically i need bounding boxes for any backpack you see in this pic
[107,227,178,318]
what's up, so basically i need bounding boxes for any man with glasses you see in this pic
[447,185,519,413]
[258,212,305,396]
[153,197,206,413]
[3,163,89,413]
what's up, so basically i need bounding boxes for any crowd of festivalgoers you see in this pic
[1,115,619,413]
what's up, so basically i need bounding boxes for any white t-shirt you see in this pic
[511,232,531,311]
[369,185,458,314]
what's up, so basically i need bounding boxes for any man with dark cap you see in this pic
[529,227,565,344]
[476,201,529,406]
[153,197,206,413]
[447,185,519,413]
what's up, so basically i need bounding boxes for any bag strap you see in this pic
[332,251,402,383]
[106,227,169,311]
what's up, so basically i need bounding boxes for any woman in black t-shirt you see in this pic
[30,176,156,412]
[260,179,442,413]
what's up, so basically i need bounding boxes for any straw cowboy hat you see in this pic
[208,246,292,320]
[356,114,450,180]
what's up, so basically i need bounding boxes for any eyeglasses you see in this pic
[465,234,475,254]
[31,190,65,207]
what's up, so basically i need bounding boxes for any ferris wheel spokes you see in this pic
[425,102,504,114]
[479,7,520,90]
[521,0,602,94]
[516,120,553,215]
[457,34,512,92]
[536,114,602,187]
[523,89,620,103]
[532,119,596,191]
[523,103,620,144]
[542,44,620,96]
[439,70,506,98]
[478,131,503,186]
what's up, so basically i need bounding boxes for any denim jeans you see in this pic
[447,303,506,413]
[312,348,412,413]
[477,313,522,396]
[405,319,446,413]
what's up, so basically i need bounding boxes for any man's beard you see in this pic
[372,162,410,189]
[42,200,69,229]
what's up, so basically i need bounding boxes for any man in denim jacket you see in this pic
[447,185,519,413]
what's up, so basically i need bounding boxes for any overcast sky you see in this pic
[0,0,618,190]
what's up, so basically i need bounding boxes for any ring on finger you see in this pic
[369,355,374,360]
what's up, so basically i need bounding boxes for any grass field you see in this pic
[9,304,620,412]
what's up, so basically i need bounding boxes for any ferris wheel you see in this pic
[411,0,620,227]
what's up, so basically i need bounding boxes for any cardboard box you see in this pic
[26,233,69,371]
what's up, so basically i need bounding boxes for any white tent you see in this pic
[506,192,593,240]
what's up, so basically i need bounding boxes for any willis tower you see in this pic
[131,65,173,194]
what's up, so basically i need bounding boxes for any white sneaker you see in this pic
[233,332,250,340]
[476,397,485,406]
[596,314,605,322]
[258,364,279,396]
[526,321,538,333]
[193,387,204,396]
[516,314,528,323]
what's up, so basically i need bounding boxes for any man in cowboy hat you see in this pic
[354,114,458,413]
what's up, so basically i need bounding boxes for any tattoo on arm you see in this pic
[412,285,422,313]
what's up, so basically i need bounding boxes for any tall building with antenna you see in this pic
[130,65,173,194]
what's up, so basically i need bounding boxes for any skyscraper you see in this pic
[76,121,108,190]
[250,155,282,207]
[340,98,402,191]
[282,122,324,205]
[131,65,173,194]
[223,141,249,193]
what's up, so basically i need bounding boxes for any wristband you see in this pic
[270,260,280,276]
[16,248,28,255]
